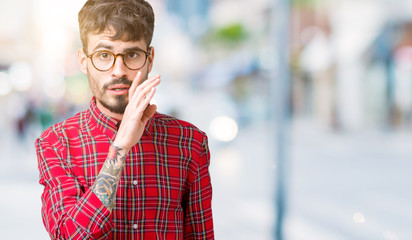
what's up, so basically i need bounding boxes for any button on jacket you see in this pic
[36,98,214,240]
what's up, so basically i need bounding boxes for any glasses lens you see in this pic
[90,50,148,71]
[124,50,147,70]
[92,51,115,71]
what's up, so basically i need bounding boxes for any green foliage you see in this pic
[215,23,248,43]
[291,0,318,6]
[201,22,249,50]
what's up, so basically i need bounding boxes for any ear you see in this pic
[147,46,155,73]
[78,48,88,75]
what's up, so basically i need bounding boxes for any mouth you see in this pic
[107,84,130,95]
[111,88,128,91]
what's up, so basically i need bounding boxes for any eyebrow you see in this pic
[123,46,147,53]
[92,44,147,53]
[92,43,113,52]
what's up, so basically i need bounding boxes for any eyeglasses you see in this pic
[86,48,151,72]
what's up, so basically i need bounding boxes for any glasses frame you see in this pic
[86,47,151,72]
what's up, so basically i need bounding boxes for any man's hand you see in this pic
[113,71,161,151]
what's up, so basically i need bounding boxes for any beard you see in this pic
[98,95,128,114]
[97,77,132,114]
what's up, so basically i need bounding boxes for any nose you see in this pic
[111,55,128,78]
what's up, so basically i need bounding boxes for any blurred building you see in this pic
[166,0,210,38]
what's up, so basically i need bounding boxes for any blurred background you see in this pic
[1,0,412,239]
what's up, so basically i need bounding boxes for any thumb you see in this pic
[141,104,157,124]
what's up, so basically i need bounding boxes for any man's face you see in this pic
[78,29,154,116]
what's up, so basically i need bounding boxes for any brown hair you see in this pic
[78,0,155,54]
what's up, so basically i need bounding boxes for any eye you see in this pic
[97,51,111,59]
[126,51,142,59]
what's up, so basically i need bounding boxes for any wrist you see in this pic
[105,144,128,168]
[111,141,131,153]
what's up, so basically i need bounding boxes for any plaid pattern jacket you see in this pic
[36,98,214,240]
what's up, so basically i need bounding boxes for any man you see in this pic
[35,0,214,239]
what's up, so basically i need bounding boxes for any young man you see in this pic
[35,0,214,239]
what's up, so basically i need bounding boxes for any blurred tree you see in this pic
[291,0,318,6]
[215,23,248,43]
[201,22,249,49]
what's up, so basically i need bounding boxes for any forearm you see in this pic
[38,161,116,239]
[43,189,115,240]
[37,140,123,239]
[91,144,129,211]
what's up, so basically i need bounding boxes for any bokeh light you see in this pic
[9,62,33,92]
[209,116,238,142]
[353,212,365,224]
[0,71,12,96]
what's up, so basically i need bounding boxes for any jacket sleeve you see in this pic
[36,131,115,240]
[183,135,214,240]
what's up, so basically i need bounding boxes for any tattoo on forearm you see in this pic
[92,145,126,211]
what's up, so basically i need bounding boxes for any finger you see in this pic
[131,76,160,104]
[139,74,160,89]
[136,74,160,93]
[131,75,159,101]
[129,71,142,100]
[145,86,156,104]
[136,86,156,111]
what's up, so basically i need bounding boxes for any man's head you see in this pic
[78,0,155,54]
[77,0,156,117]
